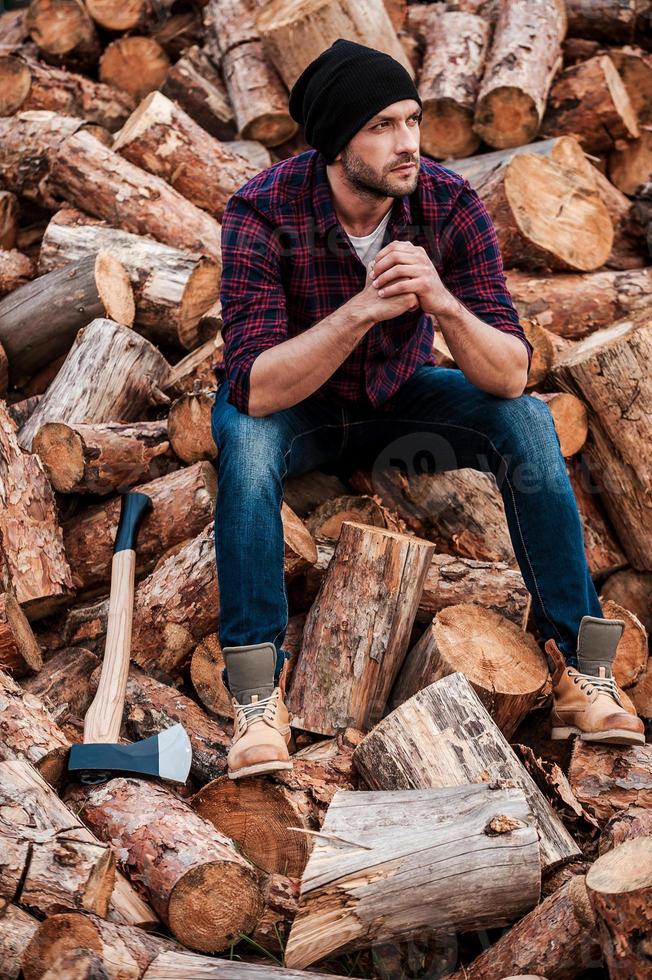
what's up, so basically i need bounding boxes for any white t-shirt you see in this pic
[345,207,393,270]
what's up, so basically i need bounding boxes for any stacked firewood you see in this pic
[1,0,651,977]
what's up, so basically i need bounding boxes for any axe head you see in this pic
[68,723,192,785]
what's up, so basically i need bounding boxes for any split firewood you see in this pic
[17,318,172,452]
[0,249,34,297]
[284,784,540,969]
[62,461,215,594]
[0,760,157,928]
[541,54,639,154]
[99,36,169,101]
[473,0,567,149]
[600,597,648,688]
[586,837,652,979]
[601,568,652,632]
[33,420,176,495]
[220,40,298,145]
[514,743,601,836]
[113,91,259,222]
[599,806,652,854]
[530,392,588,456]
[447,875,600,980]
[565,0,652,50]
[21,911,178,980]
[192,730,362,876]
[609,123,652,194]
[0,668,70,787]
[569,740,652,822]
[353,672,582,872]
[21,646,99,737]
[48,129,222,260]
[39,208,220,350]
[25,0,101,71]
[0,591,43,675]
[287,522,435,735]
[160,44,237,142]
[566,456,628,579]
[0,52,135,129]
[0,904,39,980]
[167,387,217,464]
[389,604,549,739]
[0,251,134,388]
[304,494,404,540]
[165,333,224,393]
[0,403,74,617]
[66,777,265,953]
[552,317,652,571]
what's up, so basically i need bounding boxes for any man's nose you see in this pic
[395,123,419,157]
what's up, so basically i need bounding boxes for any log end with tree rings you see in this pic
[421,99,480,161]
[190,632,233,719]
[25,0,100,67]
[474,87,541,150]
[99,37,170,102]
[94,250,135,327]
[86,0,148,33]
[0,55,31,116]
[240,110,299,147]
[177,258,221,351]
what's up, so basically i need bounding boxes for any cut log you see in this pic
[353,671,582,872]
[541,54,639,154]
[17,318,172,452]
[167,387,217,464]
[600,806,652,854]
[21,646,99,735]
[473,0,566,149]
[0,403,74,617]
[600,597,648,688]
[65,777,265,953]
[609,124,652,195]
[566,455,628,579]
[166,331,224,392]
[160,44,237,142]
[220,40,298,146]
[389,604,549,738]
[0,248,34,296]
[0,904,39,980]
[0,52,135,130]
[33,420,176,495]
[86,0,176,32]
[586,837,652,979]
[49,129,222,260]
[418,552,530,626]
[284,784,540,969]
[601,568,652,633]
[0,8,29,51]
[99,36,170,101]
[62,461,215,594]
[287,521,435,735]
[283,469,350,519]
[25,0,101,71]
[39,208,219,350]
[0,251,134,387]
[569,740,652,822]
[565,0,652,48]
[530,392,588,457]
[113,91,259,222]
[446,875,600,980]
[0,668,70,787]
[0,591,43,675]
[609,44,652,126]
[251,873,300,956]
[142,948,355,979]
[552,317,652,571]
[304,494,404,540]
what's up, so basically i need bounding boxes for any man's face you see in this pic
[336,98,422,199]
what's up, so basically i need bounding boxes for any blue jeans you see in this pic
[211,364,602,669]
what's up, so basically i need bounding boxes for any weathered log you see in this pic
[251,873,300,956]
[167,387,217,464]
[6,394,41,430]
[25,0,101,71]
[600,805,652,854]
[220,40,297,146]
[166,331,224,393]
[389,604,549,738]
[586,837,652,979]
[49,129,221,260]
[569,740,652,822]
[0,904,39,980]
[287,522,435,735]
[0,668,69,787]
[99,36,170,101]
[0,591,43,675]
[567,455,628,579]
[0,251,134,387]
[39,208,220,350]
[0,403,74,617]
[65,777,265,953]
[353,672,582,872]
[601,567,652,633]
[160,44,237,142]
[284,784,541,969]
[609,43,652,126]
[17,318,172,452]
[0,248,34,296]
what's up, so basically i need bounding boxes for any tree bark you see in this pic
[0,591,43,675]
[569,740,652,822]
[600,805,652,854]
[220,40,298,146]
[98,36,170,102]
[142,948,354,979]
[21,646,99,736]
[161,44,237,142]
[0,668,70,788]
[567,455,628,579]
[304,494,404,540]
[85,0,176,32]
[418,552,530,626]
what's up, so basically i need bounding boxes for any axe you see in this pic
[68,490,192,784]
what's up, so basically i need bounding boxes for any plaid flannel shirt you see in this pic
[215,149,533,415]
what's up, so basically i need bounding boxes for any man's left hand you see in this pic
[370,241,453,317]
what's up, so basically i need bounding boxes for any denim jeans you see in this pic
[210,364,602,669]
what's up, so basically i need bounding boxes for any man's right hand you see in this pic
[359,260,420,322]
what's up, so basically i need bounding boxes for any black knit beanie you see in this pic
[288,38,422,164]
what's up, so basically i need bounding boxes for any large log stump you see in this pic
[284,784,540,969]
[17,319,172,452]
[568,740,652,822]
[353,672,581,872]
[65,777,265,953]
[287,521,435,735]
[0,591,43,675]
[0,668,70,787]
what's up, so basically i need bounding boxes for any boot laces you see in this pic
[573,667,624,707]
[234,690,277,726]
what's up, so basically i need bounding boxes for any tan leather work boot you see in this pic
[545,616,645,746]
[222,641,293,780]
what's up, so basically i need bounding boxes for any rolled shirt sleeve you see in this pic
[438,178,534,373]
[219,195,289,415]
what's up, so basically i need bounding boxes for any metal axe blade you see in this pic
[68,723,192,784]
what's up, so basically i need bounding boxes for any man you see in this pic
[212,39,645,780]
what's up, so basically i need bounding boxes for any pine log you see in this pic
[446,875,600,980]
[0,111,91,208]
[565,0,652,50]
[353,672,582,872]
[113,91,259,222]
[601,567,652,632]
[600,805,652,854]
[389,604,549,738]
[0,668,70,787]
[17,318,172,452]
[167,387,217,464]
[287,521,435,735]
[0,251,134,387]
[61,461,215,594]
[49,129,222,260]
[65,777,265,953]
[220,41,298,146]
[569,740,652,822]
[21,646,99,735]
[99,36,169,101]
[566,455,628,579]
[0,403,74,617]
[0,904,39,980]
[0,248,34,296]
[586,837,652,979]
[251,873,300,956]
[600,597,648,688]
[418,552,530,626]
[0,591,43,675]
[39,208,220,350]
[609,123,652,194]
[0,52,135,129]
[531,392,588,456]
[541,55,639,154]
[160,44,237,142]
[473,0,566,149]
[284,784,540,969]
[25,0,101,71]
[551,317,652,571]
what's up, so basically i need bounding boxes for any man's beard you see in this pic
[340,144,419,200]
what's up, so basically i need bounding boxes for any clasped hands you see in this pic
[369,240,453,318]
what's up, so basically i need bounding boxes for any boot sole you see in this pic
[228,759,293,780]
[551,725,645,745]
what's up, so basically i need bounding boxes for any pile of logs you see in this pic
[1,0,652,977]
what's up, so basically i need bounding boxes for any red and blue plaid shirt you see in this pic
[215,149,533,415]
